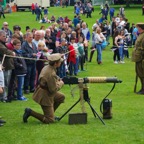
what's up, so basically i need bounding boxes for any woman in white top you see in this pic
[95,27,106,64]
[115,30,125,63]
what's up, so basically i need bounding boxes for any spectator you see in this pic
[89,27,97,62]
[13,25,23,44]
[101,6,108,20]
[0,67,6,126]
[0,30,15,102]
[73,15,80,28]
[21,32,38,94]
[36,41,50,84]
[130,23,135,46]
[95,27,106,64]
[43,7,48,16]
[115,30,125,63]
[109,7,115,21]
[64,16,70,23]
[0,65,4,94]
[13,39,27,101]
[1,22,12,43]
[50,15,56,22]
[77,36,85,71]
[26,26,31,33]
[6,33,20,102]
[31,3,35,15]
[45,28,56,52]
[75,5,80,15]
[112,30,120,64]
[68,37,76,76]
[65,0,68,7]
[0,5,5,19]
[119,5,125,18]
[35,6,41,21]
[132,26,138,46]
[85,1,92,18]
[81,22,90,61]
[99,15,106,24]
[56,38,68,78]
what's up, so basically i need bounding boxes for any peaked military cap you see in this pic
[136,23,144,30]
[48,53,63,62]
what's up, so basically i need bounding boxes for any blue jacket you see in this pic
[21,41,38,64]
[13,49,27,75]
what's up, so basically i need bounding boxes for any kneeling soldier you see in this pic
[23,53,65,123]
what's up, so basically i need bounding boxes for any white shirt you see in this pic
[0,71,4,87]
[95,33,106,44]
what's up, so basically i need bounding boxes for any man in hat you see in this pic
[23,53,65,124]
[133,23,144,94]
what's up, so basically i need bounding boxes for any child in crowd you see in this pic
[56,38,68,78]
[77,36,85,71]
[13,39,27,101]
[68,37,76,76]
[36,41,51,78]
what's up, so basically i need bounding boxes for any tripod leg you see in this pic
[87,101,105,125]
[58,98,80,121]
[90,106,97,118]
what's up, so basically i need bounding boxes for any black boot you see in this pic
[23,108,32,123]
[0,119,6,123]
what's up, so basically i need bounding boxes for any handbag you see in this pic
[101,40,107,50]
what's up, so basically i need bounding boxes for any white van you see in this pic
[9,0,50,11]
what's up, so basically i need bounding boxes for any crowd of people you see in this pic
[0,1,143,125]
[0,1,140,102]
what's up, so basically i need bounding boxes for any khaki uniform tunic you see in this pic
[32,65,65,123]
[135,32,144,78]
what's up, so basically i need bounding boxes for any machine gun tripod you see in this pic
[58,76,122,125]
[58,79,105,124]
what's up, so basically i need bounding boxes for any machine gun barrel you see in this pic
[62,77,122,85]
[84,77,122,83]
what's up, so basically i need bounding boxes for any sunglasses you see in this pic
[4,25,8,26]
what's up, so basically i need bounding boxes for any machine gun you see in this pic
[59,76,122,125]
[62,76,122,85]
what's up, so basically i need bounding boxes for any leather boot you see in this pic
[23,108,32,123]
[23,108,46,123]
[136,78,144,94]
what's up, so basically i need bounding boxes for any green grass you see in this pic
[0,5,144,144]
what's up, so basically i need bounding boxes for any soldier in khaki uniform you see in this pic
[23,53,65,123]
[134,23,144,94]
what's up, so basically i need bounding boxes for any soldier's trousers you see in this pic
[30,93,65,123]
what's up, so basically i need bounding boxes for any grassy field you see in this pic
[0,5,144,144]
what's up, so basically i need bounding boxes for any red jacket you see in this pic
[68,45,76,64]
[6,42,14,51]
[31,3,35,10]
